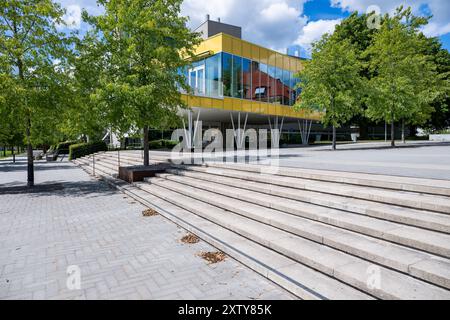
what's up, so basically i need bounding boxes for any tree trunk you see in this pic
[332,126,337,151]
[3,146,5,157]
[143,126,149,166]
[11,146,15,163]
[391,120,395,148]
[402,119,406,144]
[26,116,34,187]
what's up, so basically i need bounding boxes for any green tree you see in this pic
[421,36,450,132]
[364,7,444,147]
[85,0,200,165]
[59,32,108,143]
[295,35,364,150]
[0,0,74,186]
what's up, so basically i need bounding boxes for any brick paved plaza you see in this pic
[0,158,292,300]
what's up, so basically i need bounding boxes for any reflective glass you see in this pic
[222,53,232,97]
[268,65,276,103]
[206,53,222,97]
[232,55,243,98]
[242,58,252,100]
[283,69,291,105]
[251,61,261,101]
[260,63,269,102]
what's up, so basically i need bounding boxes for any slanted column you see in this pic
[298,119,313,146]
[181,110,201,150]
[268,116,284,148]
[230,112,248,149]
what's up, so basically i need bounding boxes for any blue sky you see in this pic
[58,0,450,56]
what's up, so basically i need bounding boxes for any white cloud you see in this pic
[181,0,309,52]
[331,0,450,37]
[295,19,341,54]
[62,4,81,29]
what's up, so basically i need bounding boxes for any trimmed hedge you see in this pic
[69,141,108,160]
[149,139,179,150]
[53,141,78,155]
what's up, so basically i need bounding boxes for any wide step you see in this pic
[155,172,450,258]
[150,174,450,289]
[138,179,450,300]
[170,166,450,233]
[205,162,450,197]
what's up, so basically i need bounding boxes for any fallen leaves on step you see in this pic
[198,251,227,265]
[142,208,159,217]
[181,233,200,244]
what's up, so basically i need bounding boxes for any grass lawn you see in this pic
[0,150,23,159]
[0,150,13,159]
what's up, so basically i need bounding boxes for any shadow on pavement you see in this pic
[0,162,75,172]
[0,180,117,198]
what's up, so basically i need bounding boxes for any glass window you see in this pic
[268,65,276,103]
[288,72,294,106]
[242,58,251,100]
[251,61,260,101]
[188,60,206,95]
[232,55,243,99]
[222,53,232,97]
[291,76,301,105]
[260,63,269,102]
[206,53,222,98]
[283,69,291,106]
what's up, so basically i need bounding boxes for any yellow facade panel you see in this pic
[242,42,252,60]
[232,98,242,112]
[242,100,253,113]
[210,97,223,109]
[268,51,277,67]
[283,56,290,71]
[251,102,261,114]
[232,38,242,56]
[251,45,259,61]
[205,36,223,55]
[223,97,234,112]
[259,103,268,115]
[259,48,269,65]
[222,35,232,53]
[200,97,212,109]
[276,105,284,117]
[275,53,283,69]
[189,95,201,107]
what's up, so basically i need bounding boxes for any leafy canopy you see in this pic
[0,0,74,146]
[364,7,447,127]
[295,34,364,129]
[85,0,201,136]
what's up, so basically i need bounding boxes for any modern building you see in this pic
[178,16,323,146]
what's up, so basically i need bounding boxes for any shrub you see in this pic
[149,139,179,150]
[55,141,78,155]
[69,141,108,160]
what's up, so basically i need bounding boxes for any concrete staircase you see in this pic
[73,151,450,300]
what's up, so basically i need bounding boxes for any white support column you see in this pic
[298,119,313,145]
[230,112,248,149]
[268,116,284,147]
[182,110,201,149]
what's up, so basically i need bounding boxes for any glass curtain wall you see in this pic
[232,55,243,98]
[206,53,222,97]
[251,61,261,101]
[242,58,252,100]
[182,52,300,106]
